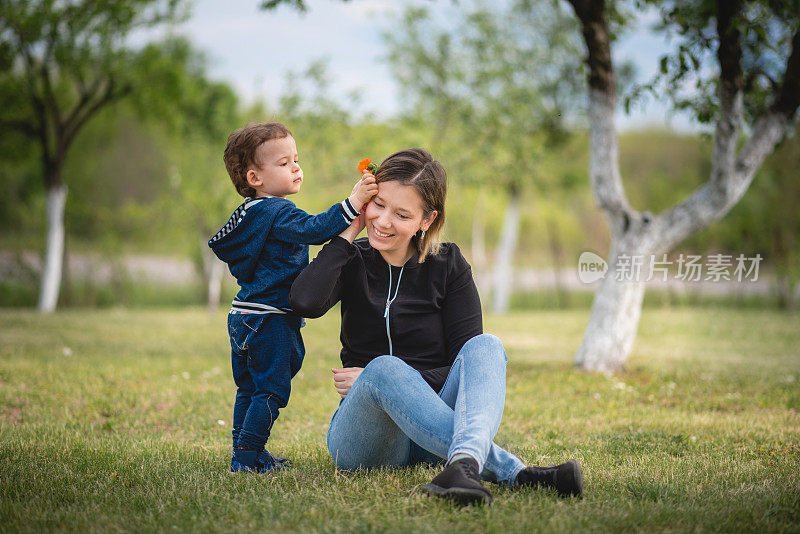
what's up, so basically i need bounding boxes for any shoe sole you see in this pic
[421,482,493,505]
[230,462,289,474]
[556,460,584,498]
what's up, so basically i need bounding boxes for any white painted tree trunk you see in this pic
[38,184,67,313]
[575,89,787,373]
[492,191,521,313]
[574,230,646,373]
[576,277,645,373]
[573,87,645,371]
[207,257,224,313]
[201,241,225,313]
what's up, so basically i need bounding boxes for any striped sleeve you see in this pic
[208,197,265,245]
[340,198,359,224]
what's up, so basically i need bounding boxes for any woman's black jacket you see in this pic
[289,236,483,392]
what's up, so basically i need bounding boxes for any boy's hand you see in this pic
[348,173,378,212]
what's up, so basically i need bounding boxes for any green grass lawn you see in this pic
[1,306,799,533]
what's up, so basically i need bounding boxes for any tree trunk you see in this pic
[492,188,521,313]
[207,256,224,313]
[38,183,67,313]
[574,228,646,373]
[471,189,487,271]
[566,0,800,373]
[201,240,225,313]
[546,218,569,307]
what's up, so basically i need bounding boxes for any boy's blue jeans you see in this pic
[326,333,526,484]
[228,312,304,451]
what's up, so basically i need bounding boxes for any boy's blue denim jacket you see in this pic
[209,196,357,314]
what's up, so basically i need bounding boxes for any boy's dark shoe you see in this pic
[422,457,493,505]
[515,459,583,498]
[257,450,291,472]
[231,449,291,473]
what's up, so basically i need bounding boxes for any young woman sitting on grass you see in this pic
[289,148,583,505]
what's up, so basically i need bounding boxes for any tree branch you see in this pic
[62,75,103,138]
[62,79,132,153]
[0,119,38,138]
[40,61,62,131]
[565,0,632,220]
[647,0,745,251]
[771,28,800,119]
[34,22,64,141]
[648,8,799,254]
[709,0,744,189]
[566,0,614,98]
[717,0,743,101]
[19,45,54,178]
[734,27,800,182]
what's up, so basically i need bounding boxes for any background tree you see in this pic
[685,124,800,311]
[141,38,241,312]
[566,0,800,372]
[385,1,584,312]
[0,0,187,312]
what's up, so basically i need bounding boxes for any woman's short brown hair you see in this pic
[223,122,292,197]
[374,148,447,263]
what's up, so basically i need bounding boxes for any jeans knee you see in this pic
[463,333,507,364]
[362,355,410,381]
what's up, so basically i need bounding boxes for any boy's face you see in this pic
[246,136,303,198]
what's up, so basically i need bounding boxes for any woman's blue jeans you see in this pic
[326,333,526,484]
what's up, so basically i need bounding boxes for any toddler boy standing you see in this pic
[209,122,376,472]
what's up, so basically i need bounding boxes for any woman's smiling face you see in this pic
[365,181,434,265]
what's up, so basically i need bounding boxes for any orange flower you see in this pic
[357,158,378,175]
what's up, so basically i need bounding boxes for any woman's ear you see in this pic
[421,210,438,232]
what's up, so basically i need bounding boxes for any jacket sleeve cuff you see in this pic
[340,198,358,224]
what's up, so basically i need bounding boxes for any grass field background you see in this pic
[1,306,799,532]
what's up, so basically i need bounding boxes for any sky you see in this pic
[157,0,699,132]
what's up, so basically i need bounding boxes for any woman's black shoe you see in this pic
[422,457,493,505]
[515,459,584,498]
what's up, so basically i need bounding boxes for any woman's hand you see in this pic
[339,209,367,243]
[331,367,364,398]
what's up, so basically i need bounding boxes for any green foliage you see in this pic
[259,0,353,13]
[1,307,799,531]
[625,0,800,123]
[0,0,242,278]
[132,37,240,142]
[0,128,43,238]
[243,59,428,214]
[1,1,796,310]
[0,0,189,168]
[385,0,585,193]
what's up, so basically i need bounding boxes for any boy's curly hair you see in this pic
[223,122,293,197]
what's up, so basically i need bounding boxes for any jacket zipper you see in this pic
[384,264,404,356]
